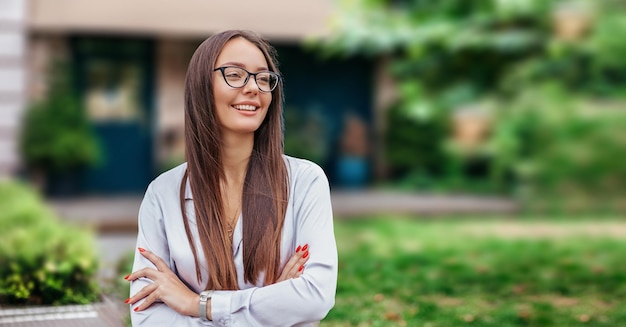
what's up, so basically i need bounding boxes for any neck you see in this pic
[221,132,254,186]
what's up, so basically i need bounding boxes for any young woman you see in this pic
[124,30,337,326]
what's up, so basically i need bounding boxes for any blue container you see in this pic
[336,156,369,188]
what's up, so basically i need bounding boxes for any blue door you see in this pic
[276,45,374,186]
[72,37,155,194]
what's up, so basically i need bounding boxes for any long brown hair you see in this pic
[180,30,288,290]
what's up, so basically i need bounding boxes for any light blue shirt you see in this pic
[130,156,337,327]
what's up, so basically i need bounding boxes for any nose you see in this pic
[242,75,259,93]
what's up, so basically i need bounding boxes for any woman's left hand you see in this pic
[125,247,199,316]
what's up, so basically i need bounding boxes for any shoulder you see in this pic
[283,155,329,188]
[283,155,326,178]
[145,162,188,198]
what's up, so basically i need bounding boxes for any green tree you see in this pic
[20,60,100,189]
[320,0,626,201]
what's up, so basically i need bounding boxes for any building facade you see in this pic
[7,0,389,194]
[0,0,26,178]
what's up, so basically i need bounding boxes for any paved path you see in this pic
[49,191,519,232]
[0,295,126,327]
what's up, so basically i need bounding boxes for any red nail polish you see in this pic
[134,307,139,312]
[296,245,301,253]
[124,274,130,280]
[138,247,146,253]
[302,244,308,252]
[298,265,304,272]
[124,298,130,304]
[303,251,309,259]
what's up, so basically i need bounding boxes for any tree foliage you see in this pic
[321,0,626,202]
[20,60,100,173]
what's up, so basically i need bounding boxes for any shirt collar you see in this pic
[184,176,193,200]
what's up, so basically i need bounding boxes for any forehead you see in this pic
[215,37,268,69]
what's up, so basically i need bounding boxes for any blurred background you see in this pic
[1,0,626,326]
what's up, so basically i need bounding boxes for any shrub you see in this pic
[487,83,626,209]
[0,180,99,305]
[385,101,449,182]
[19,60,100,175]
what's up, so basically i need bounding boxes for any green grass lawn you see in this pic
[325,216,626,326]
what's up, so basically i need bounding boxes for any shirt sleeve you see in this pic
[210,163,338,327]
[129,183,212,326]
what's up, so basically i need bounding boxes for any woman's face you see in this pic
[212,37,272,136]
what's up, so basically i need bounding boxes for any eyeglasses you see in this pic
[213,66,280,93]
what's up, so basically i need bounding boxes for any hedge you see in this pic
[0,180,99,305]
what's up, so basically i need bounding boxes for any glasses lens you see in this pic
[220,67,279,92]
[223,67,247,88]
[256,72,279,92]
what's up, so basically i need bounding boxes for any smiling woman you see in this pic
[210,37,275,136]
[125,30,337,327]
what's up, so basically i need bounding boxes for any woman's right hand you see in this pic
[275,244,309,283]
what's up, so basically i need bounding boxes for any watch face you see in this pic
[200,291,212,301]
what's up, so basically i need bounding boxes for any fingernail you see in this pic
[124,298,130,304]
[298,265,304,272]
[302,244,308,252]
[296,245,301,253]
[138,247,146,253]
[134,306,139,312]
[124,274,130,280]
[303,251,309,259]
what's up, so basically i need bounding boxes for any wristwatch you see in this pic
[199,290,214,321]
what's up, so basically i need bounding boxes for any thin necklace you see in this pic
[226,208,240,241]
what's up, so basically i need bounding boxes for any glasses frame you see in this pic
[213,66,280,93]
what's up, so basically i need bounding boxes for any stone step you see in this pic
[0,296,126,327]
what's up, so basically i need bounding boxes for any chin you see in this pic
[230,124,263,135]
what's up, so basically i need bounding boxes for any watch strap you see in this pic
[199,290,213,321]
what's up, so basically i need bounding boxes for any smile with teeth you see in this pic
[233,104,258,111]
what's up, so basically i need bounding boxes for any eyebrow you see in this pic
[218,61,269,71]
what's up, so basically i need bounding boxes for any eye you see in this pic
[223,68,245,79]
[257,75,271,84]
[225,72,243,79]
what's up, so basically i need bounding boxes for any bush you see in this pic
[0,180,99,305]
[385,101,449,182]
[487,83,626,209]
[19,60,100,174]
